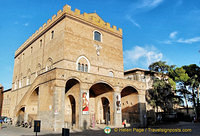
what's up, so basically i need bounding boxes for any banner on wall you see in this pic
[82,92,89,114]
[115,94,121,114]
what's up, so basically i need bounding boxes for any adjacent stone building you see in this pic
[124,68,161,113]
[0,84,3,116]
[1,88,12,117]
[2,5,147,131]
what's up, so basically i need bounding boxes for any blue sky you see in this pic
[0,0,200,89]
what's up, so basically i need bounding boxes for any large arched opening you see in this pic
[26,87,39,125]
[89,82,114,126]
[121,86,139,126]
[16,107,25,125]
[101,97,110,124]
[65,78,80,128]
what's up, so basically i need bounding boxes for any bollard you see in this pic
[34,120,41,136]
[62,128,70,136]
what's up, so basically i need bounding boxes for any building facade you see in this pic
[124,68,162,113]
[0,84,3,116]
[2,5,147,131]
[1,89,12,117]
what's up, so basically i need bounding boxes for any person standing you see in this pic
[122,120,126,128]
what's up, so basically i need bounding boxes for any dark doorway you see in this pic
[102,97,110,125]
[69,95,76,126]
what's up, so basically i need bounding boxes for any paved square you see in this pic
[0,122,200,136]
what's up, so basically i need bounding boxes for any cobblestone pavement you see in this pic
[0,122,200,136]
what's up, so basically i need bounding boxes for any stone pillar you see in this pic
[113,87,122,127]
[24,112,28,123]
[138,92,147,127]
[53,86,65,131]
[79,89,90,129]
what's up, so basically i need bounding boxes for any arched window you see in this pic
[14,81,17,90]
[78,63,81,71]
[36,63,41,76]
[27,76,30,85]
[81,64,84,72]
[27,69,31,85]
[51,30,54,39]
[76,56,90,73]
[19,80,22,88]
[19,73,23,88]
[14,76,18,90]
[85,64,88,72]
[94,31,101,42]
[40,39,42,48]
[46,58,53,71]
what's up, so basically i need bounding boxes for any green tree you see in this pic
[146,61,180,113]
[183,64,200,119]
[171,67,190,114]
[149,61,169,78]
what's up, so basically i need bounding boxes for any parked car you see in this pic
[6,118,12,124]
[3,117,8,123]
[1,116,8,123]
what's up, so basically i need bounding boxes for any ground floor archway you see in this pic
[69,95,76,126]
[26,87,39,125]
[16,87,39,126]
[65,79,80,128]
[121,86,139,125]
[102,97,110,125]
[16,107,25,124]
[89,82,114,126]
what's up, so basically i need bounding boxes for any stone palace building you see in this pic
[2,5,147,131]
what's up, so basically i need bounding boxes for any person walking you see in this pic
[122,120,126,128]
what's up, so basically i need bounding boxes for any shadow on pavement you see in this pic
[21,129,108,136]
[17,122,200,136]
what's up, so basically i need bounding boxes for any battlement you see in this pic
[15,4,123,57]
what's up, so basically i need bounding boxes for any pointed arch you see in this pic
[36,63,42,76]
[46,57,53,71]
[76,55,90,72]
[26,69,31,85]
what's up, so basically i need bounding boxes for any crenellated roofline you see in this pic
[15,4,123,58]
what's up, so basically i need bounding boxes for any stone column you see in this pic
[113,87,122,127]
[138,91,147,127]
[53,86,65,131]
[24,112,28,123]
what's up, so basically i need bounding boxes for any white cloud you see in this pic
[137,0,164,9]
[149,0,164,7]
[162,32,200,44]
[177,37,200,44]
[128,0,164,16]
[124,45,163,69]
[126,15,141,28]
[169,31,178,39]
[126,0,164,29]
[24,23,29,27]
[161,40,172,44]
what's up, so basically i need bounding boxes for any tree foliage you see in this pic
[182,64,200,118]
[146,61,181,113]
[170,67,190,114]
[147,62,200,118]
